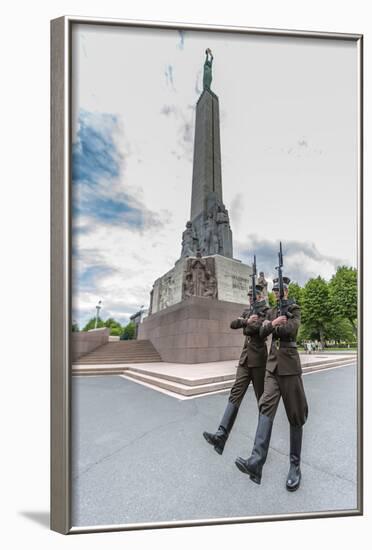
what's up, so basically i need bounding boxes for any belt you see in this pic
[272,340,297,350]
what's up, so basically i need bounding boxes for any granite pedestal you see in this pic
[138,295,249,364]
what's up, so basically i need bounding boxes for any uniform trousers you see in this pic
[229,365,265,406]
[258,369,308,427]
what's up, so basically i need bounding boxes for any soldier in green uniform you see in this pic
[235,276,308,491]
[203,284,269,455]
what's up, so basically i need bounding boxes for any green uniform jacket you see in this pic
[231,301,269,368]
[259,302,302,375]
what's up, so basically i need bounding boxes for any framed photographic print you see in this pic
[51,15,363,534]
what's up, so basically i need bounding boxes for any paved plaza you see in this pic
[71,363,358,527]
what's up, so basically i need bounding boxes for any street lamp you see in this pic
[95,300,102,329]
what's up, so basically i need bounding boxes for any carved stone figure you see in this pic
[216,204,229,225]
[203,270,218,298]
[159,276,174,310]
[257,271,268,297]
[216,204,230,254]
[183,272,195,299]
[181,221,198,258]
[182,257,218,300]
[191,258,207,296]
[203,212,219,255]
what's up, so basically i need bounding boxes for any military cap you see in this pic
[248,283,264,296]
[272,276,291,291]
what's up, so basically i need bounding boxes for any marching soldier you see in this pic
[235,276,308,491]
[203,284,269,455]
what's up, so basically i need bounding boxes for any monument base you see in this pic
[150,254,252,315]
[138,295,248,364]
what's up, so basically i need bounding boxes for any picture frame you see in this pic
[51,15,363,534]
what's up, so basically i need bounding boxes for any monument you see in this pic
[138,50,253,363]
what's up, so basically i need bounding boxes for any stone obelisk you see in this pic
[188,48,233,258]
[139,50,252,363]
[191,90,223,219]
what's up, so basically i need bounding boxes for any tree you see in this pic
[110,326,123,337]
[324,317,355,344]
[72,322,79,332]
[122,321,136,340]
[267,291,276,307]
[301,276,332,346]
[104,317,123,336]
[82,316,105,331]
[329,266,358,335]
[288,282,303,307]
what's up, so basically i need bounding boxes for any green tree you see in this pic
[268,291,276,307]
[301,276,331,346]
[82,316,105,331]
[110,326,123,337]
[324,317,355,344]
[329,266,358,335]
[72,322,79,332]
[122,321,136,340]
[288,282,303,307]
[297,323,315,344]
[104,317,123,336]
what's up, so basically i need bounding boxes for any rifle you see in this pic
[275,242,294,318]
[249,255,265,317]
[251,254,257,304]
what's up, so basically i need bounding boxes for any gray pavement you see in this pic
[71,364,358,527]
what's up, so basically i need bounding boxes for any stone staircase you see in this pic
[72,353,356,399]
[74,340,162,366]
[122,366,235,397]
[121,355,355,397]
[301,354,355,374]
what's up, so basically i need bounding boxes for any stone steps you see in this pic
[76,357,160,364]
[124,365,235,386]
[121,370,234,397]
[302,357,354,374]
[72,365,129,376]
[121,357,355,397]
[72,354,356,398]
[300,355,353,365]
[74,340,162,365]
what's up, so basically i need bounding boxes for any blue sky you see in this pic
[72,110,154,228]
[71,25,358,329]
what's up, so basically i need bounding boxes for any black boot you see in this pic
[235,413,273,484]
[286,425,302,492]
[203,401,239,455]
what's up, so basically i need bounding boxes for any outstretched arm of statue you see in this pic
[205,48,213,62]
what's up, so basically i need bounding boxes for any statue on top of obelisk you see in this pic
[203,48,214,90]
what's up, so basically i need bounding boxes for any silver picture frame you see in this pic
[51,15,363,534]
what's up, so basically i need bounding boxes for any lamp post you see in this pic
[95,300,102,329]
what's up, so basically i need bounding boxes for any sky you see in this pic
[71,24,358,328]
